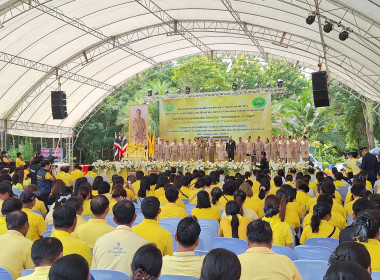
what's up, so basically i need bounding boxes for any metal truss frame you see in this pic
[0,120,72,136]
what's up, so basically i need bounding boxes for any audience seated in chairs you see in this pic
[0,197,22,235]
[65,196,86,237]
[219,201,251,240]
[131,244,162,280]
[191,191,221,221]
[20,190,46,241]
[200,248,241,280]
[158,187,187,220]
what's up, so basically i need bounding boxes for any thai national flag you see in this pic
[122,134,128,157]
[113,132,122,157]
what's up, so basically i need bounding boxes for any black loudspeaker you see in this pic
[51,91,68,119]
[312,71,330,107]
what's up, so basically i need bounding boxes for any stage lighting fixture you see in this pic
[147,89,152,96]
[306,14,315,25]
[277,79,283,87]
[266,83,271,88]
[165,90,169,94]
[177,88,181,94]
[200,87,204,92]
[232,83,238,91]
[240,84,246,90]
[323,22,333,33]
[154,90,159,95]
[185,86,190,94]
[255,83,260,88]
[216,86,221,91]
[339,30,349,41]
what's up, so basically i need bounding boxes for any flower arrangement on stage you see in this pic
[269,161,309,174]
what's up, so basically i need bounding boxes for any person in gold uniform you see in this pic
[208,136,216,163]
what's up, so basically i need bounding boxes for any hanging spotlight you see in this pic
[216,86,221,91]
[339,30,349,41]
[177,88,181,94]
[200,87,204,92]
[306,13,316,25]
[165,89,169,94]
[323,22,333,33]
[154,90,159,95]
[232,83,238,91]
[276,79,283,88]
[266,82,271,88]
[255,83,260,88]
[147,89,152,96]
[185,86,190,94]
[240,84,246,90]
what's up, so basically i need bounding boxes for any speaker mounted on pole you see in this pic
[311,71,330,108]
[51,91,68,119]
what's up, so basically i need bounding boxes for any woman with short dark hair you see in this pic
[200,248,241,280]
[191,190,221,221]
[49,254,90,280]
[131,244,162,280]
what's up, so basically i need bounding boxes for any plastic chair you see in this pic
[212,237,248,255]
[85,176,94,186]
[159,276,198,280]
[135,206,142,214]
[305,238,339,250]
[185,204,196,216]
[293,260,328,280]
[294,245,333,260]
[198,219,219,251]
[32,210,43,216]
[100,173,110,183]
[271,245,296,261]
[12,188,21,197]
[105,214,117,227]
[372,271,380,280]
[90,269,129,280]
[181,199,189,205]
[195,237,204,251]
[159,218,181,230]
[133,213,145,226]
[47,224,54,230]
[195,250,209,256]
[336,187,348,202]
[0,267,13,280]
[290,227,296,249]
[347,214,354,225]
[82,216,92,221]
[21,269,34,276]
[43,230,52,237]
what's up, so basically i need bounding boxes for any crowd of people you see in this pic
[0,150,380,279]
[152,134,310,163]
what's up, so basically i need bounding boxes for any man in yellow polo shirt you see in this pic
[76,195,115,248]
[1,150,11,166]
[65,196,87,237]
[51,204,92,264]
[0,211,34,279]
[70,164,84,182]
[17,237,63,280]
[161,216,204,277]
[86,166,97,179]
[92,200,147,275]
[55,166,72,187]
[20,190,46,241]
[131,171,144,194]
[16,152,26,168]
[159,187,187,220]
[239,220,302,280]
[132,196,173,256]
[344,184,364,217]
[0,197,23,235]
[0,182,11,213]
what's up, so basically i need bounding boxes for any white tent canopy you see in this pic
[0,0,379,138]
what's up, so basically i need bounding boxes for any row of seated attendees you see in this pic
[0,164,380,279]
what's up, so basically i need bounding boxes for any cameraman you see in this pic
[37,160,55,206]
[30,155,43,185]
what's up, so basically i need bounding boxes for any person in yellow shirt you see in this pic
[70,164,84,182]
[0,211,34,279]
[92,199,148,275]
[1,151,11,166]
[161,216,204,277]
[108,187,127,214]
[86,166,97,179]
[0,197,23,235]
[344,184,365,217]
[65,196,86,237]
[136,176,154,201]
[345,178,367,204]
[296,182,311,211]
[51,204,92,264]
[188,177,206,205]
[238,219,302,280]
[219,180,235,205]
[77,185,92,216]
[275,189,300,233]
[300,202,340,244]
[0,182,11,214]
[23,173,32,188]
[268,176,283,196]
[55,166,72,187]
[219,201,251,240]
[20,190,46,241]
[132,196,173,256]
[131,171,144,195]
[16,152,26,168]
[12,173,24,191]
[24,185,47,218]
[210,187,225,211]
[347,151,361,176]
[97,182,112,200]
[178,175,191,200]
[159,187,187,220]
[262,194,294,247]
[281,184,304,219]
[221,189,259,221]
[191,191,221,221]
[76,195,115,249]
[17,237,63,280]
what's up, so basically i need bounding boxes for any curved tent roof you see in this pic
[0,0,379,137]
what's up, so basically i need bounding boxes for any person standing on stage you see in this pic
[300,135,309,162]
[236,137,246,162]
[164,140,171,161]
[217,139,225,161]
[270,135,278,162]
[158,138,165,161]
[153,139,160,161]
[199,137,207,162]
[194,138,201,161]
[254,136,264,161]
[293,134,301,163]
[264,138,271,161]
[360,147,378,186]
[226,136,236,162]
[131,109,146,145]
[171,139,180,162]
[286,136,294,163]
[186,139,193,161]
[208,136,216,163]
[179,138,186,161]
[278,135,286,162]
[246,136,254,162]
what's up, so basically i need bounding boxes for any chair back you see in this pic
[47,224,54,231]
[185,204,196,216]
[181,199,189,205]
[85,176,94,186]
[12,188,21,197]
[21,269,34,276]
[82,216,92,221]
[159,218,181,230]
[294,245,333,260]
[195,250,208,256]
[336,187,348,202]
[196,237,204,251]
[133,213,145,226]
[0,267,13,280]
[305,238,339,250]
[347,214,353,225]
[293,260,328,280]
[212,237,248,255]
[105,214,117,227]
[198,219,219,251]
[90,269,129,280]
[290,227,296,249]
[43,230,52,237]
[372,271,380,280]
[159,275,198,280]
[100,173,109,183]
[271,245,296,261]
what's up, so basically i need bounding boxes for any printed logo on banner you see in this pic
[252,97,266,108]
[164,103,175,112]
